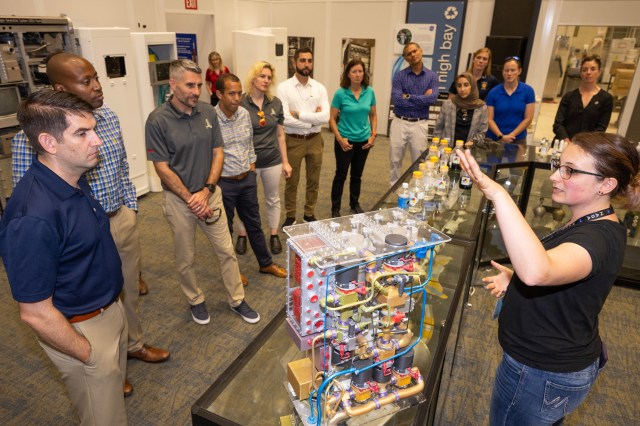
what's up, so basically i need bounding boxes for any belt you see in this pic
[286,132,320,140]
[68,301,115,324]
[397,116,427,122]
[221,171,249,181]
[107,207,121,218]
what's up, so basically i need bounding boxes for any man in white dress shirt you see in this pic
[277,47,329,226]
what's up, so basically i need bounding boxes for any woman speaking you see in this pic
[457,132,640,425]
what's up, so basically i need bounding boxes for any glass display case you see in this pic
[192,141,640,426]
[191,232,475,426]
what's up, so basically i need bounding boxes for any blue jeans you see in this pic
[490,352,601,426]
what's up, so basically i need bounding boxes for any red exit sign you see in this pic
[185,0,197,10]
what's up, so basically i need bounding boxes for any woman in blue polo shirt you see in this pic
[486,57,536,162]
[329,59,377,218]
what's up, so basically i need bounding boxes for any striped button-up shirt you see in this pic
[391,66,439,119]
[11,105,138,213]
[214,105,256,177]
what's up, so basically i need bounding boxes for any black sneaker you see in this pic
[331,209,341,218]
[281,217,296,230]
[235,235,247,255]
[303,215,317,223]
[350,205,365,214]
[230,300,260,324]
[190,302,210,325]
[270,235,283,254]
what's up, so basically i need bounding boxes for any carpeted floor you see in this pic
[1,130,639,425]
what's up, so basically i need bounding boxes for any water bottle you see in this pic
[428,144,439,160]
[397,182,410,210]
[423,161,436,201]
[435,165,450,198]
[439,139,449,158]
[450,140,464,170]
[441,147,452,169]
[408,171,425,214]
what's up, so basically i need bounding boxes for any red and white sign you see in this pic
[185,0,197,10]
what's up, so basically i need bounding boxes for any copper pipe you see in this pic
[328,371,425,425]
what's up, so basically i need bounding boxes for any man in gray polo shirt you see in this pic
[145,59,259,325]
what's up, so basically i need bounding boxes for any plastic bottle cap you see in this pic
[412,171,423,178]
[402,182,409,188]
[429,156,439,163]
[444,147,452,153]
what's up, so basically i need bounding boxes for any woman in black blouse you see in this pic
[553,55,613,142]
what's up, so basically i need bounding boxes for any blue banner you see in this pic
[407,1,466,95]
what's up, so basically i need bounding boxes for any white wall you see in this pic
[271,1,407,136]
[1,0,133,27]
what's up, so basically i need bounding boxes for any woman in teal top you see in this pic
[329,59,377,217]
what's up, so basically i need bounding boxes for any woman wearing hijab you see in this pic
[434,71,488,146]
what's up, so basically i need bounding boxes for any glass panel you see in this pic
[535,25,640,141]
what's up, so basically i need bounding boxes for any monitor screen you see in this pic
[0,86,20,129]
[0,86,20,116]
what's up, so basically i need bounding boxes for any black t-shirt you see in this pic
[498,220,626,372]
[454,108,472,142]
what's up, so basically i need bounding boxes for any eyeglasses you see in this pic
[505,56,520,62]
[205,207,222,225]
[257,110,266,127]
[550,158,604,180]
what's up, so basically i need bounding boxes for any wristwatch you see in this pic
[205,183,216,193]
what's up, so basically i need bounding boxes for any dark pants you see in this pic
[331,139,370,210]
[210,94,219,107]
[218,172,272,268]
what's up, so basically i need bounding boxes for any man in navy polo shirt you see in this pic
[0,90,128,425]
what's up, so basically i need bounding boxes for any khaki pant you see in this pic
[40,301,128,426]
[162,189,244,307]
[284,133,324,218]
[389,117,429,186]
[109,205,143,352]
[237,163,283,232]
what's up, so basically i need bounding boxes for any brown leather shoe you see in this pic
[128,344,170,363]
[259,263,287,278]
[240,273,248,287]
[124,379,133,397]
[139,277,149,296]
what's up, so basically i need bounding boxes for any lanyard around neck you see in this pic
[540,206,614,243]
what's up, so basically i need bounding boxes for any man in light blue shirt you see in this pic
[214,73,286,279]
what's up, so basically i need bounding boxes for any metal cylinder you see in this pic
[335,264,359,290]
[393,349,414,374]
[351,358,373,388]
[384,234,408,266]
